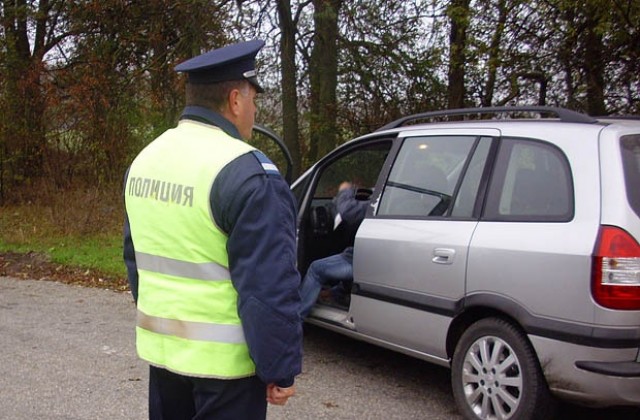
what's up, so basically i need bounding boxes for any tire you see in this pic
[451,317,556,420]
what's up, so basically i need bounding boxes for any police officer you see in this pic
[123,39,302,419]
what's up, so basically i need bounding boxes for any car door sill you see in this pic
[307,305,355,330]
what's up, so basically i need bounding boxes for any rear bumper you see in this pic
[530,335,640,407]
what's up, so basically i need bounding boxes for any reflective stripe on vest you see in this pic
[126,121,257,379]
[135,251,231,281]
[137,310,245,343]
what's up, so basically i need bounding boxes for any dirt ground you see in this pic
[0,251,128,292]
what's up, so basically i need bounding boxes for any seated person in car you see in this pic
[299,181,369,318]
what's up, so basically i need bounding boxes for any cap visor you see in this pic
[247,76,264,94]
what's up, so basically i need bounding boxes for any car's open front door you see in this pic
[251,124,293,184]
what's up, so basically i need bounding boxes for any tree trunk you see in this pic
[277,0,303,178]
[583,12,606,115]
[447,0,470,110]
[309,0,342,163]
[0,0,51,190]
[482,0,508,107]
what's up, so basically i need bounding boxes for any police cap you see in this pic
[175,39,265,93]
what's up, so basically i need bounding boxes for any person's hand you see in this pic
[266,383,296,405]
[338,181,353,191]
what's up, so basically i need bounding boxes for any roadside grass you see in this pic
[0,184,126,280]
[0,233,125,278]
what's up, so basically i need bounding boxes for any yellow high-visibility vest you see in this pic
[125,120,256,378]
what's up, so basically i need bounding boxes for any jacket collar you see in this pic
[180,106,242,140]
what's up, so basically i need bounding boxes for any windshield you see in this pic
[621,134,640,218]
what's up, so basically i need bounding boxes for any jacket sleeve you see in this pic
[334,187,369,229]
[211,151,302,387]
[123,213,138,303]
[122,168,139,303]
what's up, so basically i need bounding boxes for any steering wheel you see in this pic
[355,188,373,201]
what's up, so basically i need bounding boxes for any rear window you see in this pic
[484,138,574,222]
[621,134,640,217]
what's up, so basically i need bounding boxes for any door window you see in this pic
[313,143,390,199]
[299,140,392,270]
[451,138,492,218]
[377,136,480,217]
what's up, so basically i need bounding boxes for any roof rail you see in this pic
[376,106,597,131]
[595,115,640,121]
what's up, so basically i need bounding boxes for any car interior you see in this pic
[296,141,393,311]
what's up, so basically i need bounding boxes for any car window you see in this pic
[484,138,573,222]
[313,142,391,199]
[621,134,640,218]
[377,136,478,217]
[300,140,392,266]
[451,137,493,218]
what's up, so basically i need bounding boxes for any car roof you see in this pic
[331,106,640,154]
[375,106,599,132]
[357,106,639,138]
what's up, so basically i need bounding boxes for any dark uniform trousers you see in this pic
[149,366,267,420]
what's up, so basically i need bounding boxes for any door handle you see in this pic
[432,248,455,265]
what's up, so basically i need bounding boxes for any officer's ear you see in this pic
[226,88,243,118]
[218,88,241,124]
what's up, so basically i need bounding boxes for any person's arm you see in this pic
[334,184,369,227]
[123,213,138,303]
[211,151,302,388]
[122,168,138,303]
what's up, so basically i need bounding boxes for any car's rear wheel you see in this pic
[451,317,555,420]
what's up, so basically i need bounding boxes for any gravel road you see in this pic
[1,277,638,419]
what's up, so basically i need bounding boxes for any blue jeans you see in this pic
[299,250,353,318]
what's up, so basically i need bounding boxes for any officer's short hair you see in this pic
[185,80,251,113]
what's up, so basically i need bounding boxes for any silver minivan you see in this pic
[290,107,640,419]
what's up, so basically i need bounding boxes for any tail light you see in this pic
[592,225,640,310]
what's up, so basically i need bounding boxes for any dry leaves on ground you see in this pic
[0,251,128,292]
